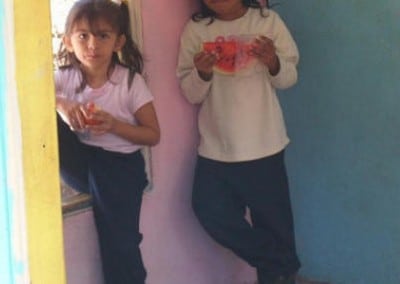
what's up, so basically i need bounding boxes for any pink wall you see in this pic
[64,211,103,284]
[140,1,255,283]
[64,1,256,283]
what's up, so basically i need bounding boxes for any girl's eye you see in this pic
[78,33,88,40]
[99,33,110,40]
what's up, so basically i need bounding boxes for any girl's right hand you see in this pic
[194,51,217,81]
[56,97,86,131]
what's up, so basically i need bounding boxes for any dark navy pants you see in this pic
[192,151,301,283]
[58,116,147,284]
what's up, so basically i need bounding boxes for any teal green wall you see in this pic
[276,1,400,283]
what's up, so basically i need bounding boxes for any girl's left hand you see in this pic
[251,36,280,75]
[81,107,115,135]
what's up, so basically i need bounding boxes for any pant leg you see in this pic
[57,115,90,193]
[88,149,147,284]
[240,151,301,281]
[192,153,300,283]
[192,157,280,265]
[192,156,249,253]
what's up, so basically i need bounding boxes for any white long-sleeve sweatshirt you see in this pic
[177,8,299,162]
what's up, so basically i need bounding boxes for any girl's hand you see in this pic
[194,51,217,81]
[251,36,280,76]
[85,102,160,146]
[81,106,115,135]
[56,97,86,131]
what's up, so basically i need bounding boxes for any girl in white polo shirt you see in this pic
[55,1,159,283]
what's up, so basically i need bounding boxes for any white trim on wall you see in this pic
[130,0,144,51]
[129,0,153,191]
[3,0,30,282]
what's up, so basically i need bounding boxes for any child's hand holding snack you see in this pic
[250,35,280,75]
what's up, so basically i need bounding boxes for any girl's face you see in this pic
[203,0,247,20]
[64,18,125,72]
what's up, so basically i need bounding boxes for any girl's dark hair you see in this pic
[56,0,142,90]
[192,0,270,23]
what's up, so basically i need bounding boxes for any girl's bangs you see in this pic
[67,3,120,33]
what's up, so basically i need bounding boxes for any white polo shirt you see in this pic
[55,64,153,153]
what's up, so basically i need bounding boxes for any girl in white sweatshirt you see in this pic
[177,1,300,283]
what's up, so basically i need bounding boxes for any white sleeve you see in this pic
[54,70,63,97]
[267,12,300,90]
[130,74,154,113]
[176,21,212,104]
[54,68,79,99]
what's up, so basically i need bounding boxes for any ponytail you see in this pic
[118,1,143,75]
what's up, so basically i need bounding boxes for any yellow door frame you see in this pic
[13,0,66,283]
